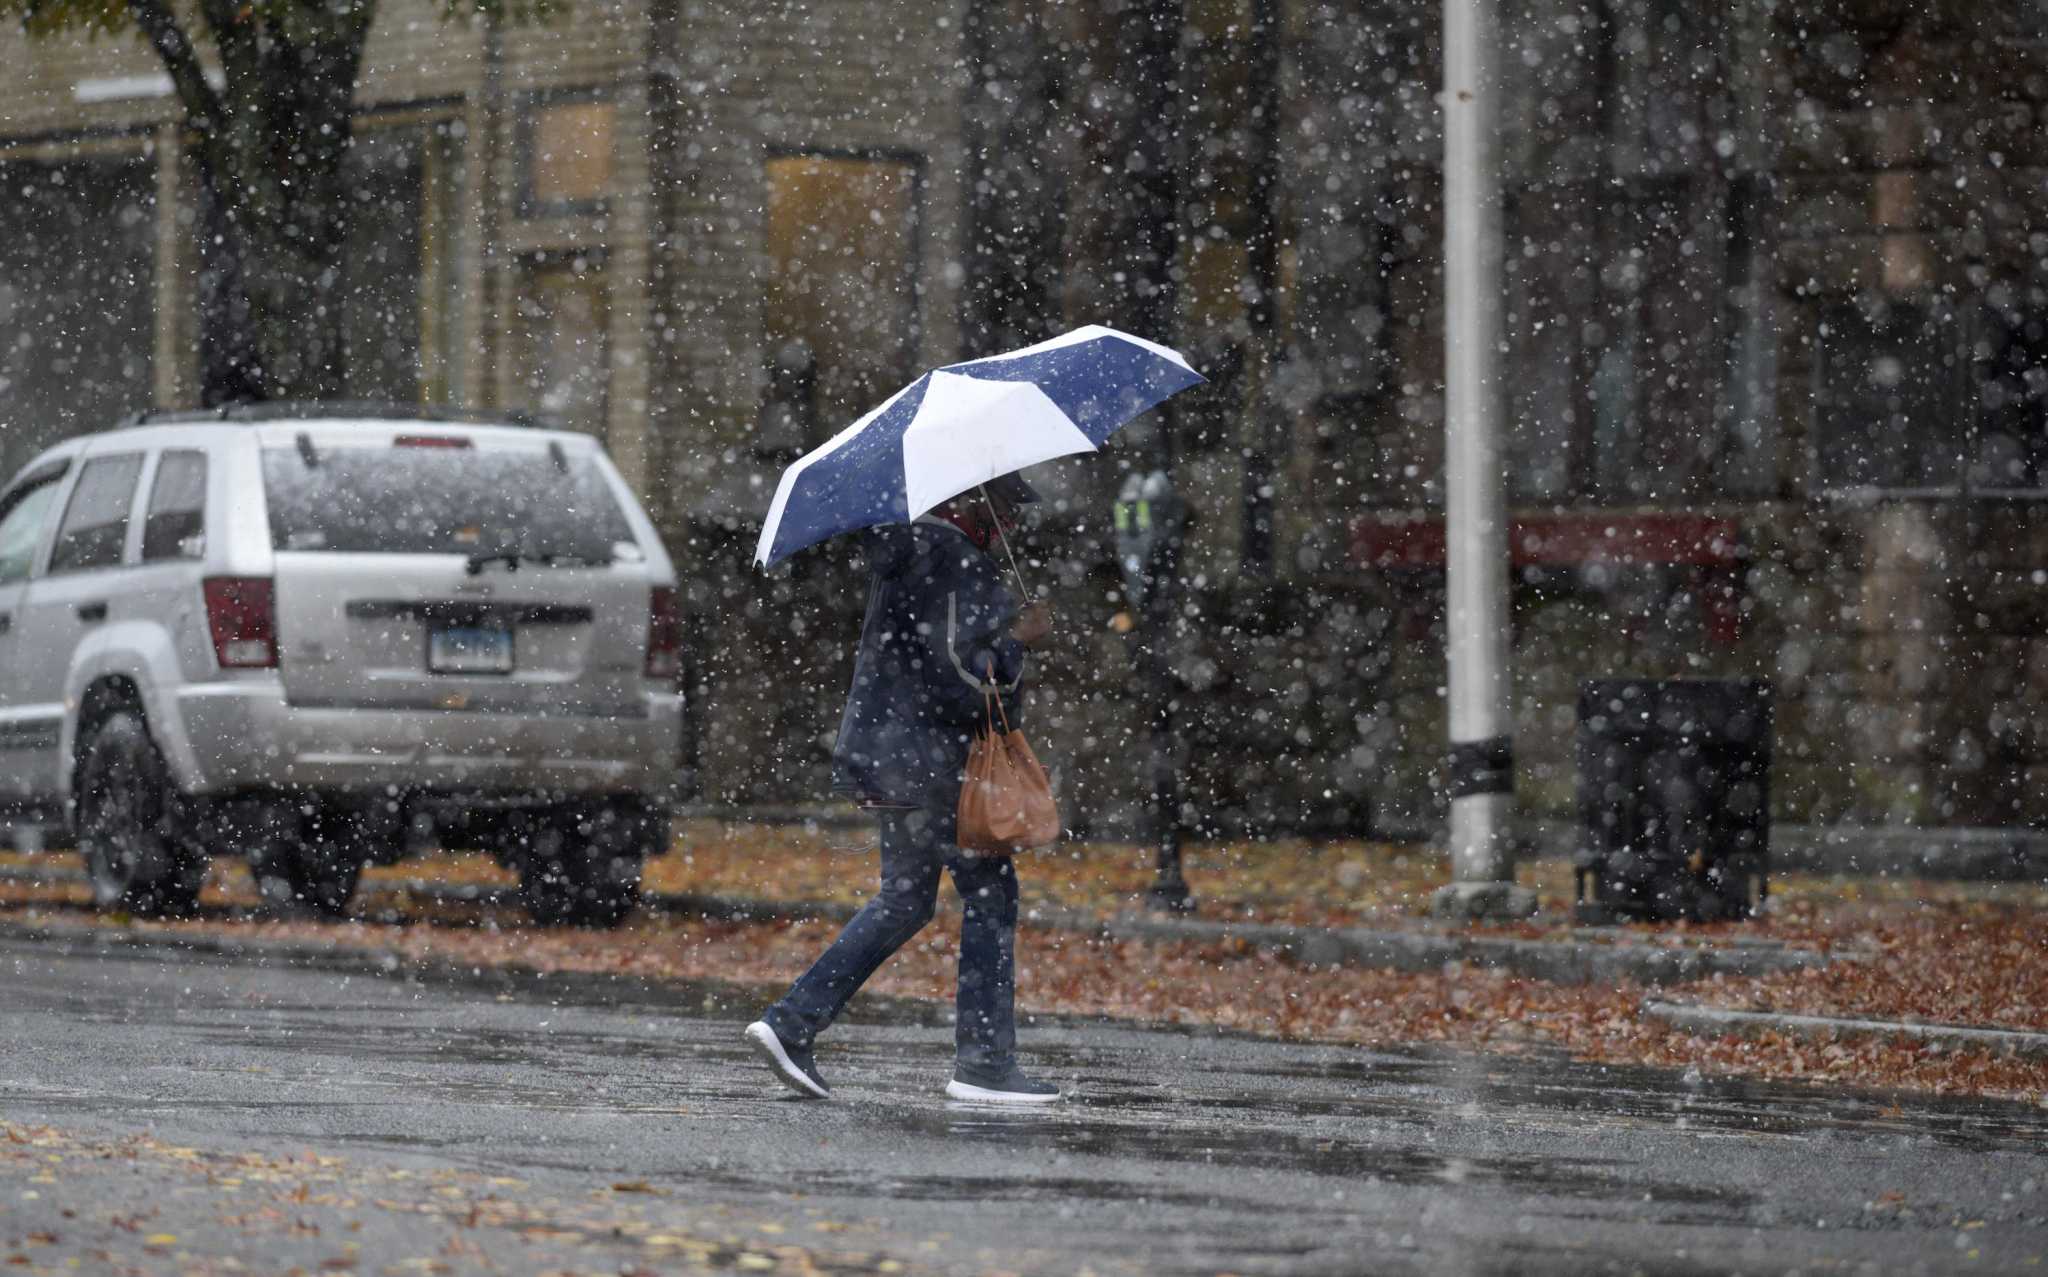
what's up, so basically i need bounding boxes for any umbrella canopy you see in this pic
[754,325,1203,568]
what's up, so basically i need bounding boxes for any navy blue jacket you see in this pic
[830,519,1027,810]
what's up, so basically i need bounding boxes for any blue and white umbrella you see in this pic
[754,324,1204,568]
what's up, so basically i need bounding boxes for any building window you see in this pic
[1811,300,1968,494]
[1491,0,1777,507]
[342,121,465,403]
[0,154,154,482]
[1588,181,1723,502]
[1970,293,2048,492]
[521,94,614,214]
[511,252,610,440]
[1502,178,1774,505]
[1810,294,2048,498]
[759,152,921,449]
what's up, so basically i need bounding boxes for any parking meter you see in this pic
[1113,469,1183,610]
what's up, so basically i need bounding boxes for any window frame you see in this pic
[509,247,613,441]
[139,448,208,564]
[339,120,433,404]
[1808,299,2048,503]
[758,144,929,447]
[0,149,158,487]
[0,460,72,587]
[46,451,145,577]
[516,87,617,219]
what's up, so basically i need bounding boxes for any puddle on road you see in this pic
[860,1090,1762,1226]
[1022,1037,2048,1157]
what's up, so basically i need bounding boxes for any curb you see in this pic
[1768,825,2044,884]
[1512,818,2046,884]
[0,865,1825,987]
[1103,914,1829,987]
[1640,999,2048,1060]
[706,810,2048,883]
[20,809,2048,883]
[643,891,861,925]
[0,865,865,926]
[364,879,868,927]
[0,914,448,979]
[0,866,68,889]
[0,915,846,1021]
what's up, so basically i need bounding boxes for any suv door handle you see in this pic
[76,601,108,623]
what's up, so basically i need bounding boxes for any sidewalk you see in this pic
[0,854,1833,987]
[0,819,1855,986]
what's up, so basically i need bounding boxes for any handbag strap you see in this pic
[987,686,1016,735]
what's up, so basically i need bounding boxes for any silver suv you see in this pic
[0,404,686,926]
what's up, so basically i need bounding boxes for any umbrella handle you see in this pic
[979,484,1033,601]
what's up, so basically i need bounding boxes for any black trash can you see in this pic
[1575,678,1773,923]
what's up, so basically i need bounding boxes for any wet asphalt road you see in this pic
[2,933,2046,1276]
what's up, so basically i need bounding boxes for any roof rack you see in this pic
[120,401,553,429]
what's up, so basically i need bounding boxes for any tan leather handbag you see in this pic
[957,691,1061,855]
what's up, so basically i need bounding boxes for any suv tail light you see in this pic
[203,577,278,669]
[646,586,682,679]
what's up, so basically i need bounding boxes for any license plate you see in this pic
[428,625,514,674]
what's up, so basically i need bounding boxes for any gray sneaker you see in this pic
[745,1020,831,1099]
[945,1061,1061,1104]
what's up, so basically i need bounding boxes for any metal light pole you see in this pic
[1433,0,1535,920]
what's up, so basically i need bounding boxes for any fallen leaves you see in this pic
[1689,898,2048,1033]
[0,1122,909,1276]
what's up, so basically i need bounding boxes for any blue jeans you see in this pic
[763,805,1019,1071]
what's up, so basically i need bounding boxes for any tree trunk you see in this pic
[130,0,373,404]
[195,167,263,405]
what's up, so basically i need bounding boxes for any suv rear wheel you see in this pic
[75,710,206,917]
[512,802,651,928]
[249,839,364,919]
[244,807,368,919]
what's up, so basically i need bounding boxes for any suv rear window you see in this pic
[261,443,637,559]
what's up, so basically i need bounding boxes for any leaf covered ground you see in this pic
[4,820,2045,1102]
[0,1121,915,1276]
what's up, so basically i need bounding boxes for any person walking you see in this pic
[745,477,1060,1103]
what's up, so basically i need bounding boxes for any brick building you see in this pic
[1,1,2045,844]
